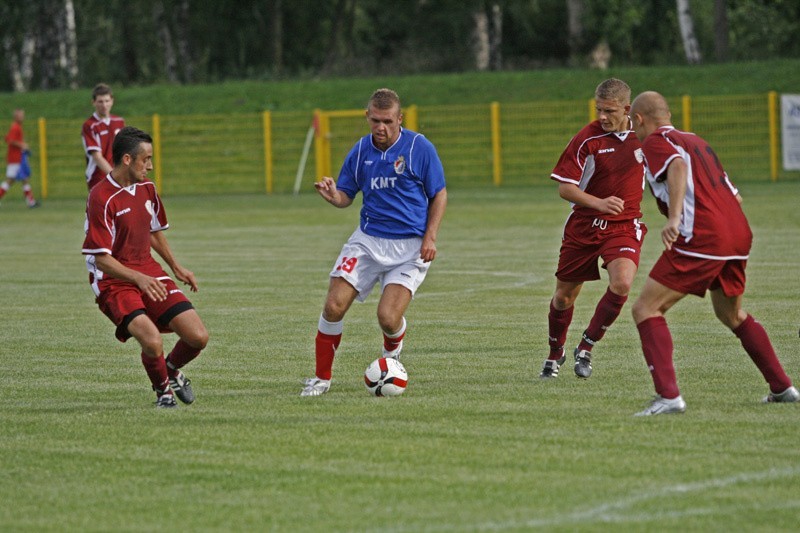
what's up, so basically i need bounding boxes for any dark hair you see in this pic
[92,83,113,100]
[112,126,153,166]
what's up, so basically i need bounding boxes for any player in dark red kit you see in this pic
[82,126,208,408]
[82,83,125,191]
[629,91,798,416]
[540,78,646,380]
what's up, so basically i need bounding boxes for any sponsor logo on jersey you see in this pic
[634,148,644,163]
[619,247,637,253]
[371,176,397,190]
[116,207,131,216]
[394,155,406,175]
[598,148,615,154]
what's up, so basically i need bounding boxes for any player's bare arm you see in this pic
[150,231,198,292]
[90,150,113,175]
[661,159,688,250]
[420,188,447,262]
[315,176,353,208]
[94,253,169,301]
[557,182,624,215]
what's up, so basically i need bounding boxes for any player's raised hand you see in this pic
[314,176,337,202]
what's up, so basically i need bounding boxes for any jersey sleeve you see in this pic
[335,139,362,199]
[82,119,100,154]
[410,135,446,198]
[82,193,113,255]
[642,134,680,183]
[550,126,592,185]
[150,185,169,232]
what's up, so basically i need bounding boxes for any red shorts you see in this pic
[556,216,646,282]
[649,249,747,298]
[96,278,193,342]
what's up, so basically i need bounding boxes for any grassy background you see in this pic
[1,180,799,531]
[1,58,799,118]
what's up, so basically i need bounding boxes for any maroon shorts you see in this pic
[96,278,193,342]
[649,249,747,298]
[556,216,646,282]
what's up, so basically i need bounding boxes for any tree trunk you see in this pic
[472,9,490,71]
[566,0,584,64]
[64,0,79,89]
[713,0,729,62]
[271,0,284,75]
[489,3,502,71]
[175,0,194,82]
[154,0,179,83]
[37,2,61,89]
[676,0,702,64]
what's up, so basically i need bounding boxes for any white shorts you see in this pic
[6,163,20,179]
[330,227,430,302]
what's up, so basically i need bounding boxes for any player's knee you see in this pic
[631,298,648,323]
[138,335,164,358]
[608,279,632,297]
[185,326,209,350]
[377,310,402,333]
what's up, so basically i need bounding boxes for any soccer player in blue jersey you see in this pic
[301,88,448,396]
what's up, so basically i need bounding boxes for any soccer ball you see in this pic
[364,357,408,396]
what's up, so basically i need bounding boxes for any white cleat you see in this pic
[763,386,800,403]
[634,394,686,417]
[382,339,404,360]
[300,377,331,397]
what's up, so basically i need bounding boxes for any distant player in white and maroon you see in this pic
[301,88,447,396]
[82,126,209,408]
[82,83,125,191]
[629,91,798,416]
[540,78,647,380]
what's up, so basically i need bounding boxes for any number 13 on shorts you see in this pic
[336,256,358,273]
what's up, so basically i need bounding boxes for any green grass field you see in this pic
[1,182,799,531]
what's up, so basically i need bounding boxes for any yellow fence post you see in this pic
[37,117,48,199]
[262,110,273,194]
[405,105,418,132]
[682,95,692,132]
[768,91,779,182]
[313,110,325,181]
[589,98,597,122]
[151,114,163,194]
[490,102,502,186]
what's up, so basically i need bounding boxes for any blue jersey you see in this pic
[336,128,446,239]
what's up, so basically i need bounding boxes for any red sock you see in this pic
[23,184,35,205]
[637,316,680,399]
[315,332,341,380]
[0,186,7,200]
[548,300,573,359]
[140,352,170,394]
[733,314,792,393]
[578,288,627,351]
[383,318,406,352]
[165,340,201,378]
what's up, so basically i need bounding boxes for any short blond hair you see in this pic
[595,78,631,105]
[368,88,401,112]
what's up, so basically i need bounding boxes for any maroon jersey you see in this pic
[82,113,126,189]
[641,126,752,259]
[82,175,169,295]
[551,120,645,222]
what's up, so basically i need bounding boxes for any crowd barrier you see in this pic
[4,92,794,199]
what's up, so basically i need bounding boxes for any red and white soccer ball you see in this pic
[364,357,408,396]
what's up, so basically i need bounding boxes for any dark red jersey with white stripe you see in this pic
[641,126,752,259]
[550,120,645,222]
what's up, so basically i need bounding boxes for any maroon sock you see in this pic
[165,340,202,378]
[315,331,342,380]
[578,288,627,351]
[548,300,574,359]
[140,352,170,394]
[637,316,680,399]
[733,314,792,393]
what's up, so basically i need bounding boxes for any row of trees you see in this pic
[1,0,798,92]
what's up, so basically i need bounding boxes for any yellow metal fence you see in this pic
[7,92,795,199]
